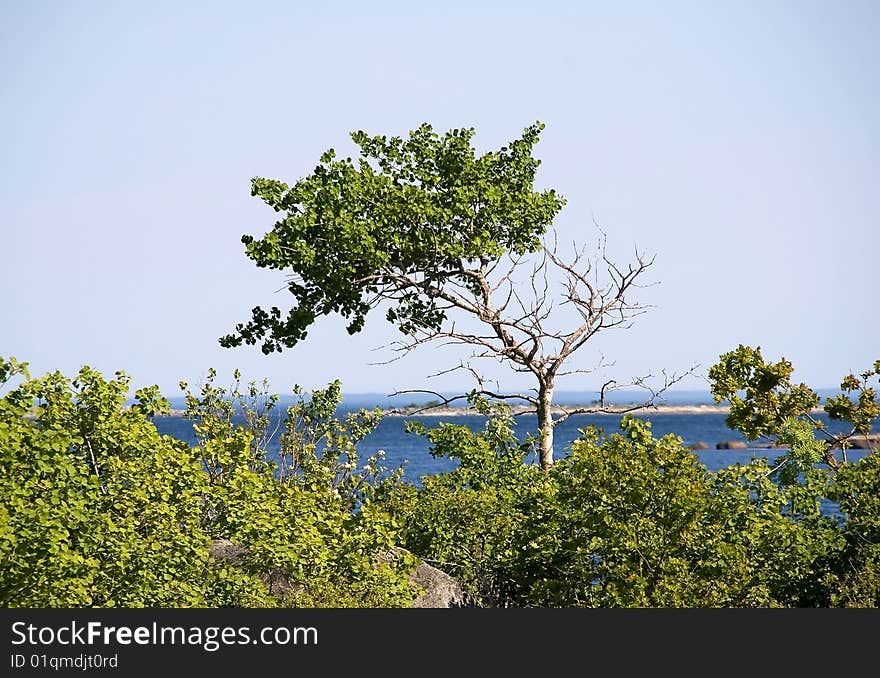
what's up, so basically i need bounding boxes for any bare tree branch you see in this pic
[385,388,538,416]
[552,366,700,425]
[355,225,689,467]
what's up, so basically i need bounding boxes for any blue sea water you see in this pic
[151,406,871,482]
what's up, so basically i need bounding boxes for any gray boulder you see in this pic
[716,440,748,450]
[409,558,467,608]
[379,546,467,608]
[208,540,466,607]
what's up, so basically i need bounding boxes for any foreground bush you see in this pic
[2,352,877,608]
[387,401,877,607]
[0,358,415,608]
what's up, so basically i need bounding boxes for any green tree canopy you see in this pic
[220,122,564,353]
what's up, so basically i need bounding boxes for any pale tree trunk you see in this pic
[537,383,555,471]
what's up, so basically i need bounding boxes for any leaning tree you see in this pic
[221,122,688,469]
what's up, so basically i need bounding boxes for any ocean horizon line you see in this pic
[156,386,848,410]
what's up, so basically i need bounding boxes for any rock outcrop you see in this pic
[208,540,466,607]
[716,440,748,450]
[407,555,467,608]
[377,546,467,608]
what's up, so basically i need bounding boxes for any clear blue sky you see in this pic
[2,1,877,398]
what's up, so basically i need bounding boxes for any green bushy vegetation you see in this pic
[384,347,880,607]
[0,358,416,608]
[1,349,878,607]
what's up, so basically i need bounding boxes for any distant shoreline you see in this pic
[382,403,737,417]
[153,403,833,418]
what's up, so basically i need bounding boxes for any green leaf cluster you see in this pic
[220,122,565,352]
[708,344,818,440]
[708,345,880,477]
[1,361,214,606]
[824,362,880,436]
